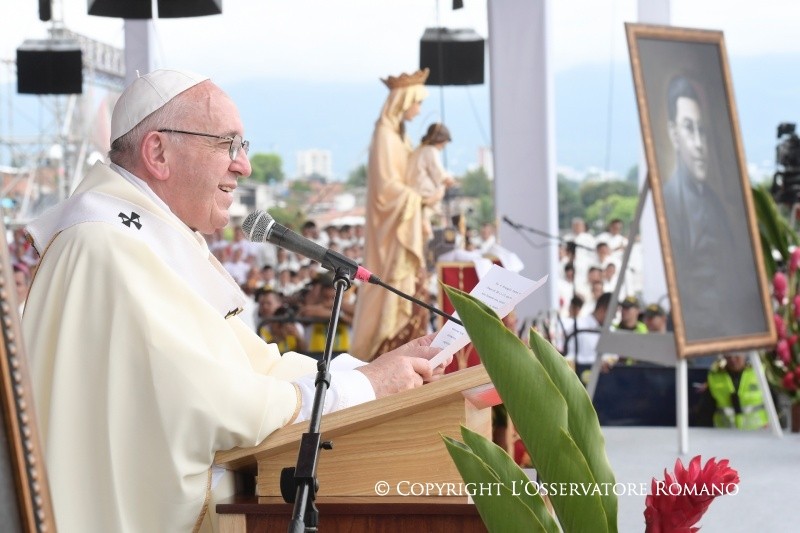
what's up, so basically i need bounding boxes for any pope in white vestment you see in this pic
[23,162,367,532]
[22,68,444,533]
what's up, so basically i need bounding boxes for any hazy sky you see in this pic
[4,0,800,85]
[2,1,800,179]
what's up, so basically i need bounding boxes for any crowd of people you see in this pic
[557,216,645,319]
[206,217,502,361]
[205,220,367,358]
[8,198,767,438]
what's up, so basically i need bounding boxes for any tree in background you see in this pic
[268,205,306,230]
[556,171,639,233]
[249,153,285,184]
[584,194,638,228]
[558,174,584,229]
[346,164,367,189]
[461,167,492,197]
[579,179,637,211]
[470,195,495,228]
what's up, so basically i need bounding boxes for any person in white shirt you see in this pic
[563,292,616,383]
[596,218,628,255]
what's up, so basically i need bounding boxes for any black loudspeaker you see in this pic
[39,0,52,21]
[420,27,484,86]
[16,42,83,95]
[88,0,151,18]
[88,0,222,19]
[157,0,221,18]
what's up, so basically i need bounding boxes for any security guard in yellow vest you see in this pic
[707,353,768,430]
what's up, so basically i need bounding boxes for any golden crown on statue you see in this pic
[381,68,430,89]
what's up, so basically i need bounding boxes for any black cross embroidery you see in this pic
[225,307,243,319]
[118,211,142,230]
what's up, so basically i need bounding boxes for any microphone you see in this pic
[501,215,520,229]
[242,210,462,326]
[242,210,373,282]
[503,215,594,251]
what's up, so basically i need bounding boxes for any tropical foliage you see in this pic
[752,185,800,400]
[440,287,739,531]
[441,286,618,532]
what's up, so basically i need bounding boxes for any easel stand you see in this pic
[588,179,782,454]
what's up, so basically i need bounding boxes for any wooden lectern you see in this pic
[214,365,497,532]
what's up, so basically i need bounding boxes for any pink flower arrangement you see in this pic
[765,251,800,402]
[644,456,740,533]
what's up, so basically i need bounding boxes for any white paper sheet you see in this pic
[428,265,548,370]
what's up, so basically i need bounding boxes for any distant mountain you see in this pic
[225,78,492,180]
[230,53,800,181]
[555,53,800,180]
[2,53,798,181]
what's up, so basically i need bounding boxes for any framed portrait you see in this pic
[626,23,776,357]
[0,219,55,531]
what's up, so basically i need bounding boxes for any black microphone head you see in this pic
[242,210,273,243]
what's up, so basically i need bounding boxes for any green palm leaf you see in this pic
[528,329,618,530]
[460,426,559,532]
[443,435,546,533]
[752,185,798,276]
[444,285,615,532]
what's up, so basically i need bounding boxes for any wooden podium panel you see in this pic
[217,496,488,533]
[215,366,495,498]
[256,393,487,497]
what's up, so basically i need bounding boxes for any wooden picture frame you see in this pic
[0,219,55,532]
[626,23,776,357]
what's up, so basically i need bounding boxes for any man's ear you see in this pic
[140,131,170,181]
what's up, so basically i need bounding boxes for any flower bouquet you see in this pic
[753,185,800,414]
[766,259,800,403]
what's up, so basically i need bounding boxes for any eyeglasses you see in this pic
[158,129,250,161]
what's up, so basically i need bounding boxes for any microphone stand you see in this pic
[367,276,462,327]
[281,269,351,532]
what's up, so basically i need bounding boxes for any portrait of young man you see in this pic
[629,28,774,354]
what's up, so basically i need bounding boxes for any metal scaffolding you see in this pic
[0,22,125,225]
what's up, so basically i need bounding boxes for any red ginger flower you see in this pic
[791,248,800,274]
[777,339,791,364]
[775,314,786,340]
[774,271,788,302]
[783,372,798,392]
[644,456,739,533]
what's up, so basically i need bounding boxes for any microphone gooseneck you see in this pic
[242,210,462,326]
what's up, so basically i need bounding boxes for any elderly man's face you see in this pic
[164,83,252,233]
[670,96,707,182]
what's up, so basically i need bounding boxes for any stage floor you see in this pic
[602,426,800,531]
